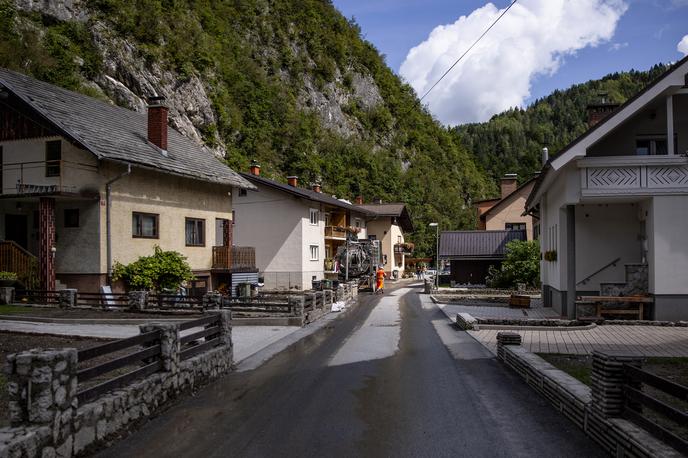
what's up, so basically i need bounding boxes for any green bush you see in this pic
[486,239,540,288]
[112,246,194,291]
[0,271,18,281]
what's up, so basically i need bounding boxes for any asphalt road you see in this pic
[97,282,604,458]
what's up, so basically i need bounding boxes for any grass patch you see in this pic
[537,353,592,385]
[0,304,51,315]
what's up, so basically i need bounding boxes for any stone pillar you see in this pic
[38,197,56,292]
[203,292,222,309]
[315,291,324,309]
[3,348,78,427]
[0,286,14,305]
[58,288,77,309]
[218,310,233,365]
[496,332,522,361]
[128,291,149,311]
[304,292,316,310]
[288,295,305,317]
[139,323,179,374]
[590,351,642,418]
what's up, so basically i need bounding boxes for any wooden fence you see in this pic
[76,291,129,308]
[14,289,59,306]
[179,314,224,361]
[623,364,688,454]
[76,330,163,404]
[147,293,203,309]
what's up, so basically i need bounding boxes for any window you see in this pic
[132,212,159,238]
[185,218,205,246]
[397,235,402,244]
[238,188,247,197]
[309,208,319,225]
[45,140,61,177]
[355,218,361,228]
[215,218,229,246]
[369,234,377,240]
[505,222,527,231]
[64,209,79,228]
[635,136,676,156]
[310,245,319,261]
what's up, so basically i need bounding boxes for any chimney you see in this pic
[249,160,261,176]
[287,176,298,187]
[311,182,322,193]
[542,147,549,165]
[355,196,363,205]
[586,92,619,128]
[147,96,168,152]
[500,173,518,199]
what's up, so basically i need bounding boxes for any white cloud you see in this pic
[678,34,688,55]
[399,0,628,125]
[608,42,628,51]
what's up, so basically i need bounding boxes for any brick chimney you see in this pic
[287,176,298,187]
[355,196,363,205]
[500,173,518,198]
[587,93,619,128]
[147,96,168,152]
[249,160,261,176]
[311,182,322,193]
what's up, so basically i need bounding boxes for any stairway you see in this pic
[0,240,39,289]
[599,264,648,296]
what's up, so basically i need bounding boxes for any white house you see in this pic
[233,164,373,290]
[526,56,688,321]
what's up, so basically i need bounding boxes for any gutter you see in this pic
[106,163,132,283]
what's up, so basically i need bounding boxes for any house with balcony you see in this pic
[0,68,256,294]
[354,201,413,277]
[526,55,688,320]
[475,173,538,239]
[233,165,374,290]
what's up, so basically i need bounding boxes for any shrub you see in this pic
[0,271,18,281]
[112,246,194,291]
[486,239,540,288]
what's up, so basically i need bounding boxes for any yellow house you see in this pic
[355,202,413,277]
[475,173,538,239]
[0,68,255,293]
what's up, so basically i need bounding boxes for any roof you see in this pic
[0,68,254,189]
[356,202,414,232]
[439,230,526,260]
[481,176,537,220]
[240,173,375,216]
[526,55,688,210]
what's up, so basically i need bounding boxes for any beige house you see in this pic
[475,173,537,239]
[526,55,688,320]
[0,68,255,293]
[233,165,373,290]
[355,202,413,277]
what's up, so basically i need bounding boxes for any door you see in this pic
[5,214,28,249]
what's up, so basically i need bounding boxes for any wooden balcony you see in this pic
[394,243,414,255]
[212,246,256,271]
[325,226,347,239]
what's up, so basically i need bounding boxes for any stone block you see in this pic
[0,287,14,305]
[128,291,148,311]
[58,289,77,309]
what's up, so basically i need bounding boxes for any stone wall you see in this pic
[496,334,683,457]
[0,312,233,458]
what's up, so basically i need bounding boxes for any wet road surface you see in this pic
[97,283,604,457]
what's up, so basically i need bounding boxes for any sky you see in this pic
[332,0,688,126]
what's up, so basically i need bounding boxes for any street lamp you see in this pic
[429,222,439,289]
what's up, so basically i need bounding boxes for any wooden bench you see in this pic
[509,294,531,308]
[576,295,653,320]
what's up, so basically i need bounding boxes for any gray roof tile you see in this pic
[439,230,526,259]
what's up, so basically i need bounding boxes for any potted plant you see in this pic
[0,271,18,287]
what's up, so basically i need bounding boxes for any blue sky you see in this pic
[332,0,688,124]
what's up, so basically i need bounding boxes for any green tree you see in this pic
[486,239,540,288]
[112,246,194,291]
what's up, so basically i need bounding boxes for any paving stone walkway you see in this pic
[469,325,688,357]
[437,302,560,320]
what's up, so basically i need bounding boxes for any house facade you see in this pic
[355,202,413,277]
[0,68,255,293]
[476,174,537,239]
[526,56,688,320]
[233,166,372,290]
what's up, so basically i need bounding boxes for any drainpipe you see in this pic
[106,164,132,284]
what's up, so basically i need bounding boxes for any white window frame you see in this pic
[354,218,361,228]
[310,245,319,261]
[309,208,319,225]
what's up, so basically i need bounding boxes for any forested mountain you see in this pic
[453,64,671,183]
[0,0,493,255]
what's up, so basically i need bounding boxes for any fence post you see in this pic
[58,288,77,309]
[218,310,234,365]
[128,291,149,311]
[496,332,522,361]
[138,323,179,375]
[203,292,222,309]
[4,348,78,432]
[590,351,643,418]
[0,286,14,305]
[288,295,305,318]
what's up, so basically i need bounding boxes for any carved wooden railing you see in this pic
[0,240,38,289]
[212,246,256,271]
[325,226,347,238]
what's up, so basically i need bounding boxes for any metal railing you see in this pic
[2,159,98,195]
[576,257,621,286]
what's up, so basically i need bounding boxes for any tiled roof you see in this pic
[356,203,413,232]
[240,173,375,215]
[0,68,253,188]
[439,230,526,259]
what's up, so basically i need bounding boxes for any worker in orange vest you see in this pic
[376,265,385,294]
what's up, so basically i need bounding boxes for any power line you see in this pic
[417,0,518,104]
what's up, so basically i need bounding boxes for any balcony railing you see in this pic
[2,160,98,195]
[325,226,347,239]
[579,156,688,197]
[394,243,414,255]
[212,246,256,271]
